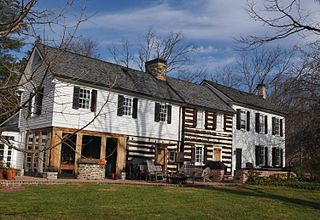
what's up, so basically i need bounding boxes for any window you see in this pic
[117,95,138,118]
[240,110,246,129]
[123,97,133,116]
[216,114,224,131]
[79,88,91,109]
[272,117,283,136]
[0,144,4,162]
[255,146,268,167]
[259,114,265,133]
[73,86,97,112]
[168,151,176,163]
[196,110,205,129]
[154,102,171,123]
[272,147,282,167]
[159,104,167,121]
[28,88,44,116]
[195,145,204,166]
[213,147,222,161]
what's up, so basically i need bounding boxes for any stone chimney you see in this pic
[145,58,167,81]
[257,83,267,99]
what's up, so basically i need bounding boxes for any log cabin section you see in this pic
[182,108,233,174]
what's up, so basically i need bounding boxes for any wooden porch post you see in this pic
[74,133,83,174]
[116,136,127,176]
[50,127,62,171]
[100,136,106,161]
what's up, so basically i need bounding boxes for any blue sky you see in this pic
[32,0,319,75]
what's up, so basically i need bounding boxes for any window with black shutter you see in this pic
[246,111,250,131]
[255,113,260,133]
[132,98,138,119]
[154,102,160,122]
[90,89,97,112]
[35,87,44,115]
[265,115,268,134]
[272,147,281,167]
[154,102,171,123]
[255,146,265,167]
[72,86,80,110]
[117,95,124,116]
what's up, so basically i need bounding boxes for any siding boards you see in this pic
[182,108,233,174]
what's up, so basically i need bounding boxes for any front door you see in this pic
[155,145,167,173]
[236,148,242,170]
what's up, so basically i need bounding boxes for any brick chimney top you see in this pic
[145,58,167,81]
[257,83,267,99]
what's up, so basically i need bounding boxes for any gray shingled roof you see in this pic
[167,78,234,113]
[204,80,285,115]
[36,43,182,103]
[36,43,234,112]
[0,112,19,132]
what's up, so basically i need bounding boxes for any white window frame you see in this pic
[159,104,167,122]
[274,148,281,167]
[213,147,222,162]
[30,90,36,116]
[196,110,205,129]
[195,144,204,166]
[240,110,246,130]
[122,96,133,116]
[168,151,176,163]
[216,114,224,131]
[0,135,14,167]
[79,88,91,109]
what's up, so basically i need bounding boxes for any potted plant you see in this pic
[5,163,17,180]
[121,167,126,180]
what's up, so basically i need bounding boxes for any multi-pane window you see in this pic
[159,104,167,121]
[259,114,265,133]
[0,136,14,167]
[240,110,246,129]
[195,145,204,166]
[7,147,12,167]
[123,97,132,116]
[0,144,4,163]
[79,88,91,109]
[168,151,176,163]
[196,110,204,129]
[274,118,280,135]
[256,146,265,166]
[216,114,224,131]
[273,147,281,167]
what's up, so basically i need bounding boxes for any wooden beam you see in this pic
[74,133,83,174]
[37,131,43,174]
[23,131,29,171]
[45,129,51,169]
[30,131,36,174]
[116,136,127,177]
[100,136,106,161]
[50,127,62,171]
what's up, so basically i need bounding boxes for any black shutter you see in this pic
[265,115,268,134]
[212,113,217,130]
[204,146,208,164]
[280,149,283,167]
[265,147,268,167]
[167,105,172,124]
[224,114,228,131]
[280,119,283,137]
[90,89,97,112]
[190,146,195,163]
[205,111,208,129]
[255,113,260,133]
[236,109,241,130]
[35,88,43,115]
[247,111,250,131]
[236,149,242,170]
[132,98,138,119]
[27,92,32,117]
[255,146,260,166]
[193,109,197,128]
[272,148,276,167]
[154,102,160,122]
[117,95,124,116]
[72,86,80,110]
[272,117,275,135]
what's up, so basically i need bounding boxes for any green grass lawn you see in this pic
[0,183,319,220]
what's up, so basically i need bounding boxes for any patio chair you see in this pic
[146,160,163,181]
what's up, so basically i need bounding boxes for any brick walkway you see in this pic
[0,176,239,188]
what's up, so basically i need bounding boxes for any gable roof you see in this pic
[0,112,19,132]
[35,43,233,113]
[203,80,285,115]
[167,78,234,113]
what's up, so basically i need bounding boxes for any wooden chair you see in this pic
[146,160,163,181]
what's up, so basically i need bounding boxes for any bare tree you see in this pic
[108,29,195,73]
[63,36,100,58]
[240,0,320,49]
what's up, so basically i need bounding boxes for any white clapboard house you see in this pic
[18,43,235,178]
[0,112,24,170]
[203,81,286,175]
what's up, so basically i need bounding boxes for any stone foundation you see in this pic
[234,168,296,184]
[77,159,105,180]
